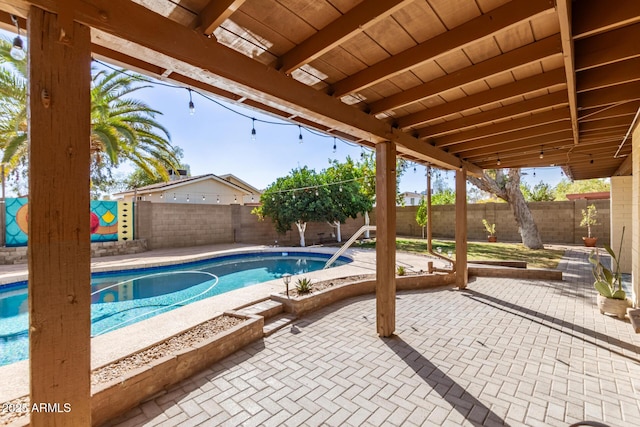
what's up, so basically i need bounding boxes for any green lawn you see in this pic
[355,238,565,269]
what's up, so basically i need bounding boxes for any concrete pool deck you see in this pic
[0,243,449,403]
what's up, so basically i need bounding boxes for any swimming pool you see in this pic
[0,251,350,366]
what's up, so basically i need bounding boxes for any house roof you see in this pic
[218,174,262,194]
[4,1,637,180]
[113,174,255,197]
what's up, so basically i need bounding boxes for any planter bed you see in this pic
[1,312,263,427]
[272,273,455,317]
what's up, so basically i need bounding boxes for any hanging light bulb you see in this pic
[251,195,255,202]
[173,193,176,201]
[332,137,337,153]
[533,168,536,178]
[292,192,296,199]
[339,185,343,192]
[539,146,544,159]
[496,157,501,166]
[202,194,206,201]
[234,195,237,203]
[160,193,164,199]
[251,118,256,141]
[315,189,319,196]
[9,16,26,61]
[216,195,220,203]
[188,89,195,115]
[186,194,190,202]
[298,125,303,143]
[413,165,417,173]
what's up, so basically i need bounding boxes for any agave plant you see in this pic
[295,277,313,295]
[588,226,626,300]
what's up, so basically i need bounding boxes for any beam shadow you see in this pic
[383,335,510,427]
[464,290,640,364]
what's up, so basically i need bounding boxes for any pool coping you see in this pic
[0,244,442,402]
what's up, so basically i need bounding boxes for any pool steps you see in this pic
[235,299,296,336]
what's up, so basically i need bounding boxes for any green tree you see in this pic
[529,181,555,202]
[322,158,373,242]
[253,167,327,247]
[416,197,428,238]
[431,188,456,205]
[0,38,179,198]
[554,178,610,200]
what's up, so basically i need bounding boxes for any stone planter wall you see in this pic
[271,273,455,317]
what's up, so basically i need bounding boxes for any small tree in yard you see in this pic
[253,167,327,247]
[416,197,427,239]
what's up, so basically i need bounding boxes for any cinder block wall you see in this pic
[136,202,364,249]
[610,176,632,274]
[374,200,610,244]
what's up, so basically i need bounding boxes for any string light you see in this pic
[186,194,190,202]
[173,193,176,200]
[93,58,366,155]
[251,118,256,141]
[202,194,206,201]
[188,89,195,115]
[216,195,220,203]
[332,137,337,153]
[9,16,25,61]
[160,193,164,199]
[496,156,501,166]
[234,195,237,203]
[539,146,544,159]
[251,195,255,202]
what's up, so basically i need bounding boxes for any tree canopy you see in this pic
[0,38,180,198]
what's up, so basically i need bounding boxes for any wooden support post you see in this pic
[455,168,468,289]
[426,165,432,252]
[28,7,92,426]
[376,141,396,337]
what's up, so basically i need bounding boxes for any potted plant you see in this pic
[588,227,630,319]
[482,219,497,242]
[580,204,598,247]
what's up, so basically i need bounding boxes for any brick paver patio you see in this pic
[105,249,640,427]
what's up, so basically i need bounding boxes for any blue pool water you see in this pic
[0,252,349,366]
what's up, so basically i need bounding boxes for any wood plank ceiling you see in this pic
[1,0,639,179]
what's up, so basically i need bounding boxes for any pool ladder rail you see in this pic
[323,225,376,269]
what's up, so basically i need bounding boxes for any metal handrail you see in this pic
[323,225,376,269]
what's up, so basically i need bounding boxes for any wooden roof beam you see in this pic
[573,0,640,40]
[330,0,556,98]
[580,80,640,110]
[433,108,570,148]
[197,0,246,36]
[575,23,640,71]
[369,34,562,115]
[278,0,412,75]
[556,0,579,145]
[458,130,574,159]
[577,57,640,93]
[417,92,568,139]
[448,122,571,154]
[613,155,633,176]
[578,102,640,122]
[398,67,566,129]
[7,0,482,175]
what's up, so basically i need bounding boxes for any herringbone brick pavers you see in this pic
[105,248,640,426]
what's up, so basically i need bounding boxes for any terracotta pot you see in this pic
[487,236,497,243]
[583,236,597,247]
[597,294,631,319]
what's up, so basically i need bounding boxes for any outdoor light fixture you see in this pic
[234,195,237,203]
[216,195,220,203]
[173,193,176,200]
[10,16,26,61]
[251,118,256,141]
[202,194,206,201]
[496,157,501,166]
[282,273,292,297]
[539,147,544,159]
[332,137,337,153]
[187,89,195,115]
[186,194,190,202]
[298,125,303,143]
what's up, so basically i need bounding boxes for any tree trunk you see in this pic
[364,211,370,238]
[334,221,342,242]
[295,221,307,247]
[505,175,544,249]
[468,169,543,249]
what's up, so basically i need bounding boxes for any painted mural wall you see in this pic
[5,198,133,246]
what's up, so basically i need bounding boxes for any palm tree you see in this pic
[0,38,179,197]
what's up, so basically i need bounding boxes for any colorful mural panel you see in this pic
[4,198,131,246]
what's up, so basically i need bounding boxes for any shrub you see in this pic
[295,277,313,294]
